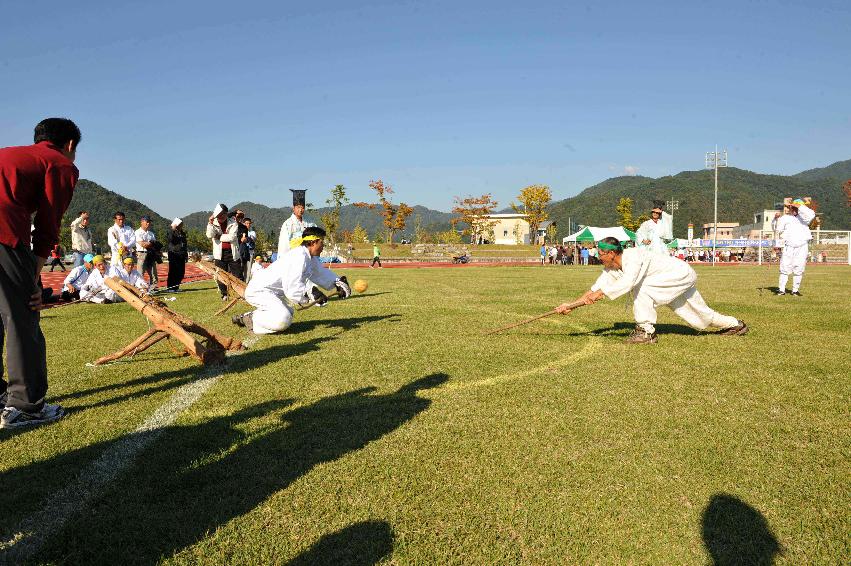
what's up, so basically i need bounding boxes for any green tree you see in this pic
[352,223,368,243]
[320,184,349,247]
[438,229,462,244]
[186,228,212,253]
[252,228,274,256]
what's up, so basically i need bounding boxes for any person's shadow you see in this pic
[287,520,394,565]
[25,373,448,564]
[701,493,782,565]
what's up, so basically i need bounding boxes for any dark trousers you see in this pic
[139,252,158,286]
[49,257,65,271]
[371,256,382,267]
[0,244,48,412]
[214,248,241,297]
[60,288,80,301]
[167,253,186,290]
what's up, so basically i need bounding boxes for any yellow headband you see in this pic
[123,257,135,264]
[289,235,321,249]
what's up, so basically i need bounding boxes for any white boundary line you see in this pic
[0,339,257,564]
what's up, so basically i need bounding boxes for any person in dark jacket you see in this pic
[167,218,188,292]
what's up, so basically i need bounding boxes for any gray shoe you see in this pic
[624,326,657,344]
[231,312,253,331]
[718,320,749,336]
[1,403,65,429]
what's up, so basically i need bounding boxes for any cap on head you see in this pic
[290,189,307,208]
[123,256,135,265]
[791,198,806,207]
[212,203,228,217]
[83,253,94,263]
[92,255,105,264]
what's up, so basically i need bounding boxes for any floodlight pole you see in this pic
[666,198,679,232]
[705,146,728,265]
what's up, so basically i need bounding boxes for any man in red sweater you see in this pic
[0,118,80,428]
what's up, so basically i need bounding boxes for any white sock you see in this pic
[792,274,803,292]
[779,274,789,291]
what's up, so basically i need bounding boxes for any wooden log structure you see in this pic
[94,277,243,366]
[195,260,248,315]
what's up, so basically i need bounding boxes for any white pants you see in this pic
[633,286,739,334]
[244,288,294,334]
[779,244,808,276]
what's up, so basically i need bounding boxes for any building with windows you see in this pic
[487,213,531,245]
[702,222,740,240]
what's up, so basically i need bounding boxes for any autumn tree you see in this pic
[616,197,640,231]
[451,194,499,244]
[320,184,349,247]
[511,184,551,244]
[353,179,414,244]
[844,179,851,206]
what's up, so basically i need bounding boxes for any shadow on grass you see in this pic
[701,493,782,565]
[289,313,401,333]
[560,321,701,337]
[344,291,391,300]
[54,313,398,413]
[5,373,446,564]
[288,520,394,566]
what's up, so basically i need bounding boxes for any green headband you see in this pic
[289,234,321,249]
[597,241,622,251]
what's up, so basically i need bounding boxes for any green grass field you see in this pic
[1,264,848,564]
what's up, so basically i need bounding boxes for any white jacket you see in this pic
[247,245,339,305]
[772,205,815,247]
[80,267,108,302]
[108,265,149,292]
[108,224,136,258]
[591,248,696,306]
[205,219,239,260]
[63,265,90,290]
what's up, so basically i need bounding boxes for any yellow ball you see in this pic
[353,279,368,293]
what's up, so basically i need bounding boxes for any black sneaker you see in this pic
[791,291,802,296]
[1,404,65,429]
[311,287,328,306]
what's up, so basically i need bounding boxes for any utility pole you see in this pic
[705,146,728,265]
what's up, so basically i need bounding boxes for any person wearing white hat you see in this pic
[772,198,816,296]
[167,217,188,292]
[206,203,241,300]
[636,201,673,255]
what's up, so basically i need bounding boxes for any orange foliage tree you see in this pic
[353,179,414,244]
[451,194,499,244]
[844,179,851,206]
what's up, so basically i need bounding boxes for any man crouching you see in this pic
[232,226,351,334]
[555,237,748,344]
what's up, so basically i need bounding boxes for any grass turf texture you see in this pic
[1,265,848,564]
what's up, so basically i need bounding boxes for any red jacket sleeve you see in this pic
[32,162,78,258]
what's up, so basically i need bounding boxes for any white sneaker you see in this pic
[1,403,65,429]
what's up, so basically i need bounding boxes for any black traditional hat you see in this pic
[651,199,665,211]
[290,189,307,207]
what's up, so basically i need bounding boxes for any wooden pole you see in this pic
[196,260,248,314]
[96,278,243,365]
[482,299,587,336]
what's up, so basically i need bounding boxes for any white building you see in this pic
[487,213,531,245]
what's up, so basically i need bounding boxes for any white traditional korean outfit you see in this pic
[245,245,340,334]
[79,267,109,303]
[276,213,317,258]
[107,223,136,259]
[635,215,672,255]
[772,204,815,293]
[591,248,739,334]
[62,265,90,291]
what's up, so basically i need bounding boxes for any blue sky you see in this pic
[1,0,849,217]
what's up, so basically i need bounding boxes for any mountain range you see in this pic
[63,159,851,243]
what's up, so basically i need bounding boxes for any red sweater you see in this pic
[0,141,79,258]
